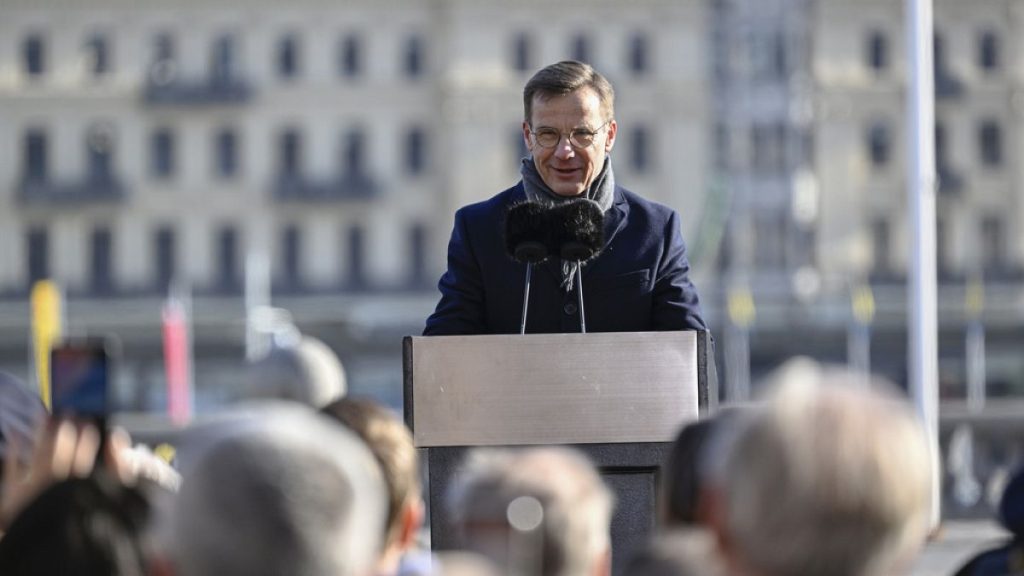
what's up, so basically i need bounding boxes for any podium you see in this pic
[403,330,713,574]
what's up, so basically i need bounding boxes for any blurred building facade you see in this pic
[0,0,709,407]
[2,0,1022,516]
[2,0,1024,407]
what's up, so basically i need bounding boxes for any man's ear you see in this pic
[604,120,617,152]
[592,544,612,576]
[703,485,734,558]
[397,497,425,551]
[147,554,177,576]
[522,121,534,154]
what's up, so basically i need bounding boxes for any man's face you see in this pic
[523,87,617,197]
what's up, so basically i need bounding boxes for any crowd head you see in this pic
[167,404,386,576]
[448,446,615,576]
[321,397,423,575]
[243,336,346,409]
[706,360,934,576]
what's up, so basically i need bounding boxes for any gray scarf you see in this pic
[519,157,615,291]
[520,156,615,213]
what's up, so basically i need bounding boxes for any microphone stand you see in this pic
[575,261,586,333]
[520,264,533,335]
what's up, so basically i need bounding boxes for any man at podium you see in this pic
[425,60,708,335]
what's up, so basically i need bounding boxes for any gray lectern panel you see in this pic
[405,331,698,447]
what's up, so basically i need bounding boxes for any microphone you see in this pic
[550,198,604,262]
[504,201,552,334]
[550,199,604,333]
[504,201,552,264]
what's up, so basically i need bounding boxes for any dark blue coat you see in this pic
[423,182,708,335]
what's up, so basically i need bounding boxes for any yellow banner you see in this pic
[30,280,62,410]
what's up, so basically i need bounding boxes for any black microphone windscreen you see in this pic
[504,201,551,263]
[551,198,604,262]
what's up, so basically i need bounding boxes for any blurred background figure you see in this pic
[241,334,347,409]
[321,397,425,576]
[447,446,614,576]
[705,359,933,576]
[660,409,742,529]
[0,371,46,488]
[0,410,175,575]
[622,528,724,576]
[163,403,386,576]
[953,465,1024,575]
[0,474,152,576]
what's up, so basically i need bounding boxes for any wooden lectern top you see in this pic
[403,331,703,448]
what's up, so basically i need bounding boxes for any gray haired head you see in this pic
[244,336,346,408]
[169,403,387,576]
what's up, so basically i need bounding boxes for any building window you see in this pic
[216,226,239,290]
[343,129,365,176]
[979,120,1002,167]
[628,32,649,75]
[347,225,365,287]
[151,128,175,179]
[571,33,590,64]
[867,122,890,167]
[85,34,110,76]
[771,32,787,77]
[405,127,426,175]
[871,218,890,274]
[280,129,301,176]
[751,122,787,173]
[282,225,302,289]
[714,123,730,171]
[339,34,361,78]
[154,33,174,63]
[211,34,237,83]
[278,34,299,79]
[24,129,48,182]
[86,124,114,181]
[754,212,786,269]
[409,223,427,286]
[935,122,949,167]
[978,30,999,71]
[90,226,113,294]
[23,33,45,76]
[215,128,238,178]
[154,226,175,291]
[631,125,650,173]
[981,215,1005,273]
[512,32,531,72]
[404,34,424,78]
[150,33,176,84]
[866,29,888,72]
[27,227,49,285]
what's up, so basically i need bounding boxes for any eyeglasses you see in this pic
[528,119,613,149]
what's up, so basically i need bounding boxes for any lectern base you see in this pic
[424,442,670,576]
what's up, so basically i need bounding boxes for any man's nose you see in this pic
[553,136,575,159]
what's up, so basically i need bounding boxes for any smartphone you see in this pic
[50,338,114,465]
[50,339,111,419]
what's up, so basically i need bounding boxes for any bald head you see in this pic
[170,405,387,576]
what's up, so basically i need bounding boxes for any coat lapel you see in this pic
[582,186,629,279]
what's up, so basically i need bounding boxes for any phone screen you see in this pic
[50,343,109,417]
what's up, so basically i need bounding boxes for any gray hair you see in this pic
[716,359,933,576]
[523,61,615,123]
[244,336,346,408]
[170,404,387,576]
[447,447,614,576]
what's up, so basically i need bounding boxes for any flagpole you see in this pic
[906,0,941,528]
